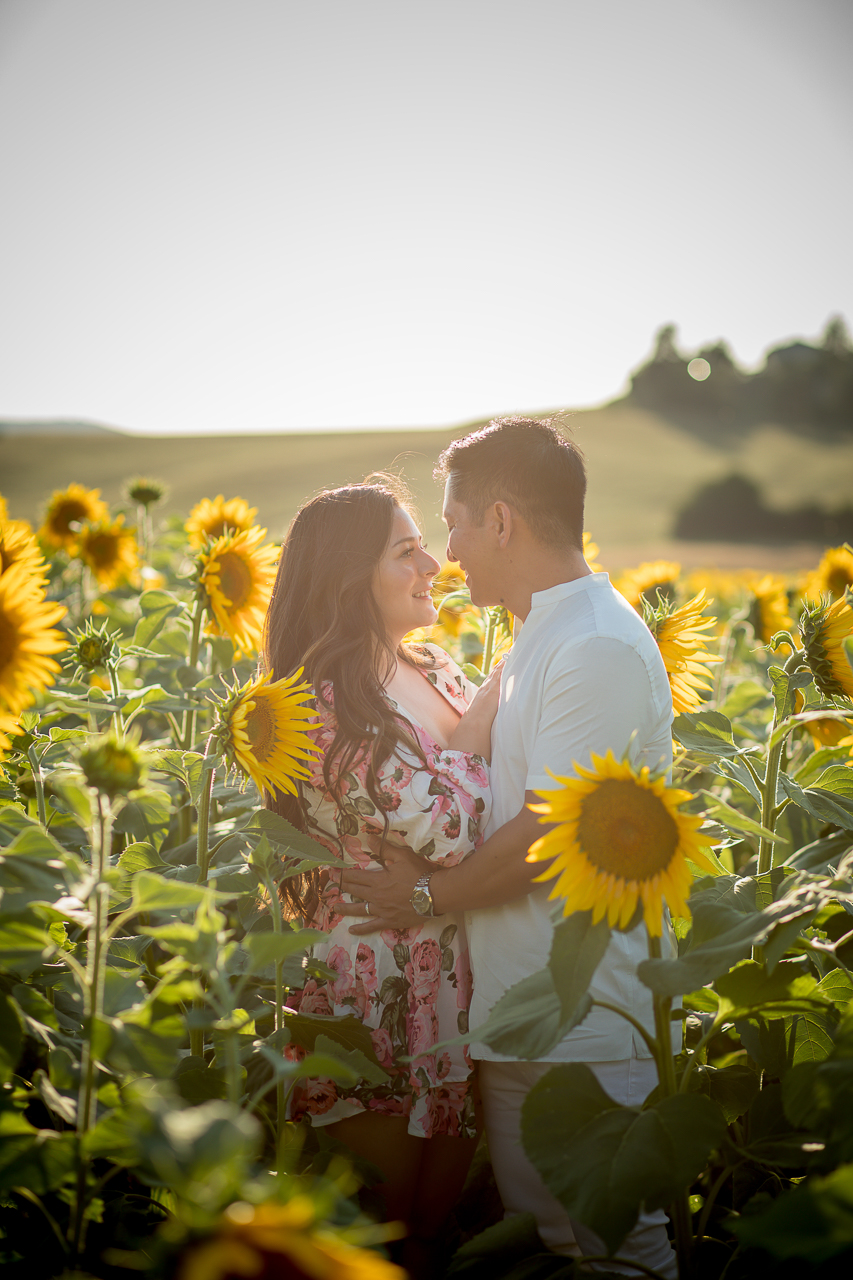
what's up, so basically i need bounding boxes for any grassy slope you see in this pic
[3,407,851,570]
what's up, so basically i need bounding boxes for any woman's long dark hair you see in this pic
[262,480,437,914]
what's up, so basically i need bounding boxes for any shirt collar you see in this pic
[527,571,610,614]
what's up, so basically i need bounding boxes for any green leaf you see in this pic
[114,840,166,899]
[548,912,611,1025]
[446,1214,544,1278]
[133,590,184,647]
[779,772,853,832]
[240,810,338,865]
[0,918,55,970]
[672,711,739,758]
[313,1033,389,1085]
[714,959,821,1021]
[122,684,199,719]
[698,790,782,844]
[113,787,172,850]
[131,870,217,913]
[521,1063,726,1255]
[281,1009,383,1063]
[685,1062,759,1124]
[0,993,24,1082]
[768,710,853,753]
[466,967,586,1060]
[0,1129,77,1194]
[732,1162,853,1261]
[768,665,815,720]
[242,927,327,973]
[720,680,772,719]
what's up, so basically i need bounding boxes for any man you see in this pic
[342,416,677,1277]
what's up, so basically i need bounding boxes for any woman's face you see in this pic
[372,507,441,644]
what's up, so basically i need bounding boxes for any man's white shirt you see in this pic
[466,572,677,1062]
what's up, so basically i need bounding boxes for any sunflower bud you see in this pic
[799,590,853,701]
[79,734,146,798]
[64,618,121,681]
[124,477,168,509]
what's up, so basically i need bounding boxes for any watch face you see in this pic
[411,886,432,916]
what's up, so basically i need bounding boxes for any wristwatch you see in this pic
[410,872,436,917]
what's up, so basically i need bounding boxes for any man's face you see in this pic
[442,480,502,607]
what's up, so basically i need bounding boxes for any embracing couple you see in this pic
[263,416,677,1278]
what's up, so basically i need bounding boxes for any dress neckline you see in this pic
[385,662,463,752]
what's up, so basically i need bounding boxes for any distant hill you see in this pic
[4,406,852,570]
[0,418,119,436]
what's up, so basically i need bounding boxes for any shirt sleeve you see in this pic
[525,636,672,794]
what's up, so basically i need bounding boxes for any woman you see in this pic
[263,480,500,1271]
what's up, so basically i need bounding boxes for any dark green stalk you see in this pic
[107,664,124,736]
[178,598,207,845]
[189,747,215,1059]
[757,648,804,876]
[647,933,693,1279]
[70,792,112,1260]
[481,608,498,675]
[27,744,47,827]
[265,871,286,1151]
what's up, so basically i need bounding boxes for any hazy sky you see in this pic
[1,0,851,433]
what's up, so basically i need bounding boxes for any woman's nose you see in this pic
[420,549,441,576]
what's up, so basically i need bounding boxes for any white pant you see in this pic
[479,1057,678,1278]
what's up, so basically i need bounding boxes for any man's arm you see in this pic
[340,793,550,934]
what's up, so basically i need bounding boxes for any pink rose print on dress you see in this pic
[326,945,355,1004]
[369,1025,395,1073]
[294,1077,339,1118]
[425,1081,469,1136]
[381,925,422,950]
[462,756,489,788]
[405,938,442,1006]
[455,948,473,1011]
[353,942,379,1017]
[298,979,332,1016]
[409,1002,439,1068]
[442,812,461,840]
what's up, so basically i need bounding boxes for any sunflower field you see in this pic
[1,481,853,1279]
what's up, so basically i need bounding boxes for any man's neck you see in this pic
[505,549,592,621]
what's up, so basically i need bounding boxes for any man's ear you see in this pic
[492,501,515,548]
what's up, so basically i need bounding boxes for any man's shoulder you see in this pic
[542,579,657,654]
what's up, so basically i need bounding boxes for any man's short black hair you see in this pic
[435,415,586,549]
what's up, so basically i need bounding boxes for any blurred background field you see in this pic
[4,398,852,574]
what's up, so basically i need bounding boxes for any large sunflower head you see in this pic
[745,572,794,646]
[0,517,48,587]
[583,532,602,573]
[0,563,67,719]
[78,515,140,590]
[197,527,278,657]
[174,1197,405,1280]
[799,590,853,702]
[803,545,853,605]
[185,494,259,551]
[527,750,717,935]
[212,669,318,797]
[38,484,109,552]
[616,560,681,612]
[643,589,722,714]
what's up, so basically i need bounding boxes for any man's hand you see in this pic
[339,840,426,934]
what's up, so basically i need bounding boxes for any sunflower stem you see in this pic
[647,933,693,1279]
[481,608,498,675]
[189,744,215,1060]
[107,663,124,736]
[178,598,207,844]
[27,744,48,828]
[71,792,112,1261]
[264,870,287,1155]
[756,648,803,879]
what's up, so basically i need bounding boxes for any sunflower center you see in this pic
[577,778,679,880]
[86,533,119,568]
[52,500,89,535]
[245,697,275,760]
[218,551,253,610]
[828,566,853,597]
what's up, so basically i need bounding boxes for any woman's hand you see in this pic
[446,660,503,762]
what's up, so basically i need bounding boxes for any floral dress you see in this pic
[287,645,491,1139]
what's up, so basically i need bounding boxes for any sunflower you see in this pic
[616,560,681,612]
[583,532,602,573]
[745,573,794,646]
[212,669,318,797]
[79,515,140,589]
[175,1197,405,1280]
[0,517,48,587]
[643,590,722,714]
[185,494,259,551]
[527,750,717,935]
[79,733,147,799]
[198,527,278,656]
[803,545,853,605]
[800,591,853,701]
[0,563,67,718]
[123,476,168,509]
[38,484,109,552]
